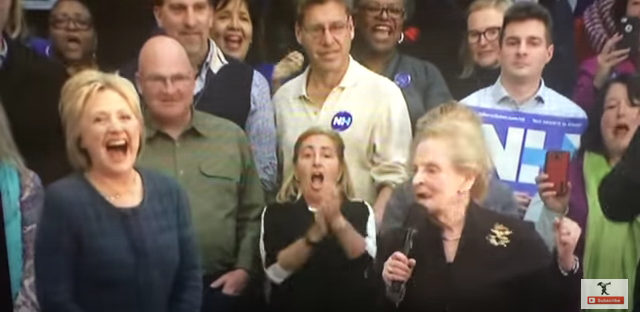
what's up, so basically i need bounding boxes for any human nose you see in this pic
[412,169,424,186]
[185,8,197,28]
[312,154,322,167]
[230,15,240,29]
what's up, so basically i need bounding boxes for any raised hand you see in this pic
[382,252,416,286]
[594,34,630,89]
[536,173,571,214]
[554,217,581,272]
[273,51,305,84]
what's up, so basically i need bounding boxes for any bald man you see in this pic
[135,35,265,312]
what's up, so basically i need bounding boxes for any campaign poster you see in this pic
[471,107,588,195]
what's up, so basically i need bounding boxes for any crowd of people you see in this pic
[1,0,640,311]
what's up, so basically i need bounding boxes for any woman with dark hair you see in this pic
[0,100,43,312]
[574,0,640,113]
[533,74,640,312]
[351,0,451,131]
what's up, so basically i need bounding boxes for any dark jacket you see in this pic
[380,52,452,132]
[599,122,640,312]
[377,202,580,312]
[0,36,71,185]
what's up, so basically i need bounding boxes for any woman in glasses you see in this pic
[453,0,512,100]
[32,0,98,76]
[351,0,451,133]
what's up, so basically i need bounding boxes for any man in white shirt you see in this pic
[273,0,412,223]
[462,2,587,212]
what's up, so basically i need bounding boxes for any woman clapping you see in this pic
[260,128,376,312]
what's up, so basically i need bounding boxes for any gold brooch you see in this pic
[486,223,512,247]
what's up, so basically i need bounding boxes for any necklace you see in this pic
[87,172,138,203]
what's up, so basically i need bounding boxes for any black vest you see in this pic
[120,55,253,130]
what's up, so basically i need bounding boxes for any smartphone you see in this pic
[544,151,570,196]
[616,16,640,56]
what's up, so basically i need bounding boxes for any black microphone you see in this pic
[387,227,417,306]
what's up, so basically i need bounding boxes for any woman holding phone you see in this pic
[534,74,640,312]
[574,0,640,113]
[379,102,581,312]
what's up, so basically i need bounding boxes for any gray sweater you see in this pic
[380,176,520,234]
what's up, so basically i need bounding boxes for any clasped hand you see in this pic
[306,186,346,242]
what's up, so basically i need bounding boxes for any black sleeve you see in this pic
[260,206,295,268]
[599,125,640,221]
[0,38,69,185]
[514,223,580,312]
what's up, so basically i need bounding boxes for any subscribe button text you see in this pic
[588,297,625,304]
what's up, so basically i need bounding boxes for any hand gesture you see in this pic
[210,269,250,296]
[594,34,630,89]
[382,252,416,286]
[554,217,581,272]
[536,173,571,214]
[273,51,304,83]
[320,185,344,229]
[306,207,328,243]
[514,192,532,213]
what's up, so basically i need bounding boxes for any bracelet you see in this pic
[559,255,580,276]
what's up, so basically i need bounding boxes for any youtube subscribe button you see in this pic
[587,297,625,304]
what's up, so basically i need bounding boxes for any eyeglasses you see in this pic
[49,16,93,31]
[143,74,193,88]
[302,21,350,40]
[467,27,502,43]
[359,3,405,19]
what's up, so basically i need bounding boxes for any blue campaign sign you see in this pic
[471,107,588,195]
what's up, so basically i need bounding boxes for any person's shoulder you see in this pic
[544,87,587,118]
[252,69,270,87]
[460,85,491,105]
[399,54,441,73]
[44,173,89,206]
[137,168,183,195]
[193,110,246,138]
[264,201,300,220]
[273,73,305,101]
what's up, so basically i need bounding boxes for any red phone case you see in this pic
[544,151,570,196]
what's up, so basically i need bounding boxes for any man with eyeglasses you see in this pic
[120,0,278,196]
[351,0,451,134]
[0,0,71,186]
[273,0,412,225]
[136,35,264,312]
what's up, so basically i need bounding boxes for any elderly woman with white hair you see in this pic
[34,70,202,312]
[378,102,583,312]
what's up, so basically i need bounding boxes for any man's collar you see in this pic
[490,76,546,105]
[197,39,228,78]
[144,108,211,139]
[295,56,360,99]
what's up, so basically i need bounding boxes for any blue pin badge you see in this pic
[331,111,353,132]
[394,72,412,89]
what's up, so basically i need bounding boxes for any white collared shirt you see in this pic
[461,78,587,119]
[194,39,229,95]
[273,57,412,204]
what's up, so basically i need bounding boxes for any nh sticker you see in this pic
[331,111,353,132]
